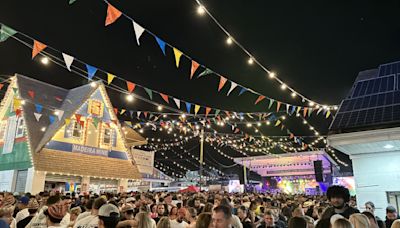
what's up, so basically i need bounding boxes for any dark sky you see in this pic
[0,0,399,178]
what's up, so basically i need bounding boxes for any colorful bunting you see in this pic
[62,53,74,71]
[160,93,169,103]
[28,90,35,99]
[227,82,238,96]
[155,36,166,55]
[275,120,281,126]
[92,117,99,128]
[186,102,192,113]
[49,115,56,124]
[198,68,213,78]
[86,65,97,80]
[317,108,323,115]
[296,106,301,114]
[132,21,145,45]
[286,104,290,114]
[136,111,141,118]
[69,0,77,4]
[173,98,181,109]
[268,99,274,109]
[13,98,21,111]
[194,105,201,115]
[254,95,265,105]
[32,40,47,59]
[218,76,227,92]
[126,81,136,93]
[107,73,116,85]
[143,112,148,118]
[0,24,17,42]
[205,107,212,117]
[15,109,21,117]
[303,107,308,117]
[276,102,281,112]
[0,84,3,90]
[105,3,122,26]
[55,109,64,120]
[75,114,82,123]
[326,110,331,118]
[65,118,71,126]
[113,108,118,115]
[120,109,126,115]
[144,88,153,100]
[238,87,247,96]
[35,104,43,113]
[190,61,200,79]
[173,48,183,68]
[34,113,42,122]
[215,109,220,116]
[308,108,313,117]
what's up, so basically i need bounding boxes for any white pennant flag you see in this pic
[55,109,64,121]
[173,98,181,109]
[34,112,42,122]
[133,21,145,45]
[62,53,74,71]
[137,111,141,118]
[227,82,238,96]
[286,104,290,114]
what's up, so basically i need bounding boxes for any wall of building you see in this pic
[351,151,400,219]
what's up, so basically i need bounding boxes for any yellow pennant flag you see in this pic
[194,104,201,115]
[13,98,21,111]
[173,48,183,68]
[120,109,126,115]
[326,110,331,118]
[65,118,71,126]
[107,73,116,85]
[296,106,301,114]
[275,120,281,126]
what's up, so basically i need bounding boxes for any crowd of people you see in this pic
[0,185,400,228]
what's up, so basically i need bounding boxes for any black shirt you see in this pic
[17,215,34,228]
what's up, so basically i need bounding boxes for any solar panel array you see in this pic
[330,61,400,131]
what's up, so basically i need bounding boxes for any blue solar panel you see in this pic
[330,61,400,131]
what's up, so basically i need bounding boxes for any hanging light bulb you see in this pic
[126,94,134,102]
[281,84,287,90]
[248,58,254,65]
[226,37,233,45]
[309,101,315,107]
[197,5,205,15]
[291,92,296,98]
[41,57,49,65]
[157,106,163,111]
[269,72,276,79]
[90,81,97,87]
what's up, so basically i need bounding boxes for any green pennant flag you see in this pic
[12,88,18,94]
[0,25,17,42]
[69,0,77,4]
[92,117,99,128]
[214,109,220,116]
[308,108,313,117]
[144,88,153,100]
[268,99,274,109]
[197,68,213,78]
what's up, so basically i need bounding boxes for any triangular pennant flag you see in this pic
[62,53,74,71]
[12,88,18,94]
[35,104,43,113]
[296,106,302,114]
[160,93,169,103]
[144,88,153,100]
[173,48,183,68]
[28,90,35,99]
[268,99,274,109]
[126,81,136,93]
[55,110,64,121]
[15,109,22,117]
[79,120,85,128]
[215,109,220,116]
[290,133,295,139]
[69,0,77,4]
[86,65,97,80]
[281,124,285,130]
[113,108,118,115]
[286,104,290,114]
[0,84,4,90]
[49,115,56,124]
[0,24,17,42]
[308,108,313,117]
[254,95,266,105]
[105,3,122,26]
[290,106,296,115]
[65,118,71,126]
[34,113,42,122]
[246,113,254,119]
[326,110,331,118]
[120,109,126,115]
[92,117,99,128]
[317,108,323,115]
[303,107,308,117]
[276,102,281,112]
[143,112,148,118]
[173,98,181,109]
[13,98,21,111]
[75,114,82,123]
[198,68,213,78]
[137,111,141,118]
[155,36,166,55]
[32,40,47,59]
[275,120,281,127]
[234,128,240,134]
[218,76,228,92]
[107,73,116,85]
[227,82,238,96]
[190,60,200,79]
[194,105,201,115]
[124,121,133,128]
[186,102,192,113]
[205,107,212,117]
[132,21,145,45]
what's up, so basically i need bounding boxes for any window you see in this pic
[103,127,111,145]
[0,120,7,141]
[15,117,24,138]
[72,121,83,138]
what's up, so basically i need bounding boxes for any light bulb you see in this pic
[226,37,233,45]
[281,84,287,90]
[126,94,134,102]
[41,57,49,65]
[197,5,205,15]
[248,58,254,65]
[269,72,276,78]
[157,106,163,111]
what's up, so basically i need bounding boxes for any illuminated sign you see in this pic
[88,100,104,117]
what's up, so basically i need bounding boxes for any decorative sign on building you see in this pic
[87,99,104,117]
[72,144,109,157]
[131,149,154,174]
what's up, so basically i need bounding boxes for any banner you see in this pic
[131,148,154,174]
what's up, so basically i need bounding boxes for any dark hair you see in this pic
[238,206,252,222]
[85,199,94,210]
[326,185,350,203]
[202,203,214,213]
[44,209,62,224]
[99,214,120,228]
[362,211,377,224]
[46,196,61,206]
[288,217,307,228]
[213,205,232,219]
[28,208,38,214]
[219,198,232,208]
[365,201,375,209]
[315,218,331,228]
[387,206,397,213]
[93,198,107,210]
[196,213,212,228]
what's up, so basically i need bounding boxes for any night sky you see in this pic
[0,0,399,179]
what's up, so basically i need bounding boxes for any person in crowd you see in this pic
[321,185,360,220]
[186,207,197,228]
[391,220,400,228]
[15,196,30,224]
[212,205,232,228]
[257,210,282,228]
[150,204,158,219]
[27,195,70,228]
[193,199,204,215]
[362,211,379,228]
[135,211,156,228]
[98,204,120,228]
[75,199,94,222]
[17,199,39,228]
[156,217,171,228]
[196,213,212,228]
[303,215,315,228]
[349,213,370,228]
[292,207,305,218]
[237,206,252,228]
[170,207,188,228]
[68,206,82,227]
[44,203,68,228]
[288,216,307,228]
[332,218,353,228]
[219,198,242,228]
[169,206,179,221]
[73,197,107,228]
[154,204,167,224]
[365,201,384,228]
[202,203,214,213]
[315,218,331,228]
[386,206,400,228]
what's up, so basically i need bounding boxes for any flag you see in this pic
[303,107,308,117]
[86,65,97,80]
[268,99,274,109]
[55,109,64,120]
[34,113,42,122]
[160,93,169,103]
[0,84,4,90]
[186,102,192,113]
[105,3,122,26]
[218,76,227,91]
[173,98,181,109]
[296,106,301,114]
[65,118,71,126]
[205,107,211,117]
[120,109,126,115]
[190,60,200,79]
[28,90,35,99]
[144,88,153,100]
[198,68,213,78]
[0,24,17,42]
[194,105,200,115]
[173,48,183,68]
[326,110,331,118]
[239,87,247,96]
[155,36,166,55]
[126,81,136,93]
[75,114,82,123]
[32,40,47,59]
[132,20,145,45]
[276,102,281,112]
[254,95,265,105]
[227,82,238,96]
[69,0,77,4]
[49,115,56,124]
[35,104,43,113]
[107,73,116,85]
[62,53,74,71]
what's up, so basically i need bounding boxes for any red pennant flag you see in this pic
[254,95,266,105]
[160,93,169,103]
[144,112,148,118]
[0,84,4,90]
[276,102,281,111]
[28,90,35,99]
[126,81,136,93]
[15,109,22,117]
[190,60,200,79]
[105,3,122,26]
[75,114,82,123]
[114,108,118,115]
[218,76,228,91]
[79,120,85,128]
[303,107,308,117]
[32,40,47,59]
[55,96,63,102]
[205,107,212,117]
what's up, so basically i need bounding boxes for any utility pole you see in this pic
[199,128,204,191]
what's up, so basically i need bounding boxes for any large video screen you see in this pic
[333,177,356,196]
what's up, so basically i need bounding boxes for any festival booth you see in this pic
[0,75,147,194]
[234,151,338,194]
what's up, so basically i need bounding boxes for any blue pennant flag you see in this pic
[238,87,247,96]
[155,36,166,55]
[35,104,43,113]
[49,115,56,124]
[186,102,192,113]
[290,106,296,115]
[86,64,97,80]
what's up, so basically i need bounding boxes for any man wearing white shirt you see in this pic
[170,208,188,228]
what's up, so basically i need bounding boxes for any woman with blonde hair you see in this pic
[156,217,170,228]
[333,218,354,228]
[349,213,370,228]
[391,219,400,228]
[136,212,156,228]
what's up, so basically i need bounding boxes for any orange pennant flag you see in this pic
[160,93,169,103]
[105,3,122,26]
[205,107,212,117]
[303,107,308,117]
[0,84,4,90]
[32,40,47,59]
[126,81,136,93]
[114,108,118,115]
[218,76,228,91]
[190,60,200,79]
[254,95,266,105]
[276,102,281,112]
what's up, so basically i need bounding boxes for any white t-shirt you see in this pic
[26,206,70,228]
[15,208,30,223]
[75,212,91,223]
[170,219,188,228]
[73,215,99,228]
